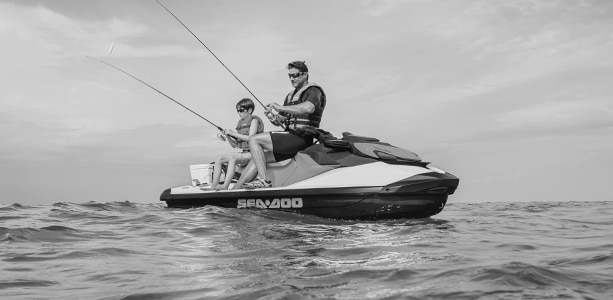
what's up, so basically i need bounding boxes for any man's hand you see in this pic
[269,103,282,112]
[264,103,287,127]
[264,111,286,127]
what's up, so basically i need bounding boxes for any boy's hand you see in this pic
[224,129,236,137]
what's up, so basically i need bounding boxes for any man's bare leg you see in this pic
[248,133,274,181]
[232,151,276,189]
[232,161,256,189]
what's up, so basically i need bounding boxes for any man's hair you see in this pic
[287,61,308,73]
[236,98,255,112]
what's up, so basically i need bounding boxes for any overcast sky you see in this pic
[1,0,612,205]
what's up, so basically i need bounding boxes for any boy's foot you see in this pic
[243,177,272,189]
[200,185,223,191]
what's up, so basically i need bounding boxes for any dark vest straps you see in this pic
[282,82,326,129]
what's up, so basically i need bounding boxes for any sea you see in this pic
[1,201,611,300]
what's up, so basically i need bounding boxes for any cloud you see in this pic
[0,2,225,139]
[361,0,435,17]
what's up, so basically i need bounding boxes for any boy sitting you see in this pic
[210,98,264,190]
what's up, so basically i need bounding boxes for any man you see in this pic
[236,61,326,189]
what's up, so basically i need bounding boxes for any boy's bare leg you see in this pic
[221,156,237,190]
[211,155,229,189]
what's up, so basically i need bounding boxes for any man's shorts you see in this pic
[270,131,314,162]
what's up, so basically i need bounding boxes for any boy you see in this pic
[209,98,264,190]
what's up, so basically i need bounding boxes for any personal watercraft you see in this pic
[160,132,459,220]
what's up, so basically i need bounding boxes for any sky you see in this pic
[1,0,612,205]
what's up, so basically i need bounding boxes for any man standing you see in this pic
[239,61,326,189]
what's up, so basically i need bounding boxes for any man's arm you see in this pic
[276,101,315,115]
[270,87,321,115]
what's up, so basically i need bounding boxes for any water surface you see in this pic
[1,201,612,299]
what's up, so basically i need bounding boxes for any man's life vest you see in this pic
[281,82,326,130]
[235,115,264,150]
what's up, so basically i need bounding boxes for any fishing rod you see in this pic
[87,56,238,142]
[154,0,266,110]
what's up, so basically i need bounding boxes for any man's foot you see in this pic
[243,177,272,189]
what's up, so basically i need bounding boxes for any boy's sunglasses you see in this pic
[288,72,304,79]
[237,107,248,113]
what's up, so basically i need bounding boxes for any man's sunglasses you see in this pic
[237,107,248,113]
[288,72,305,79]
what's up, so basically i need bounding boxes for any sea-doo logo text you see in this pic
[237,198,303,209]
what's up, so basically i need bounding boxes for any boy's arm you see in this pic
[227,135,239,148]
[247,119,260,137]
[220,130,239,148]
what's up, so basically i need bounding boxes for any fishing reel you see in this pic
[265,110,287,127]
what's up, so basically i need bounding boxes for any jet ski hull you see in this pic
[162,190,449,220]
[160,171,458,220]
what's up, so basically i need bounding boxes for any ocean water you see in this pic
[1,201,612,300]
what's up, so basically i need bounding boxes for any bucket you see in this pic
[189,164,214,186]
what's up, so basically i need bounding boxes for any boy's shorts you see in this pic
[232,151,252,166]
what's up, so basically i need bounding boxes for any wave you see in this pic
[108,287,218,300]
[467,261,578,287]
[0,279,58,290]
[3,247,143,263]
[0,225,86,243]
[0,203,35,211]
[548,252,613,267]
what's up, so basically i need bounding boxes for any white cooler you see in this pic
[189,164,215,186]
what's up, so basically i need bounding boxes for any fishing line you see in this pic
[87,56,225,131]
[154,0,266,109]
